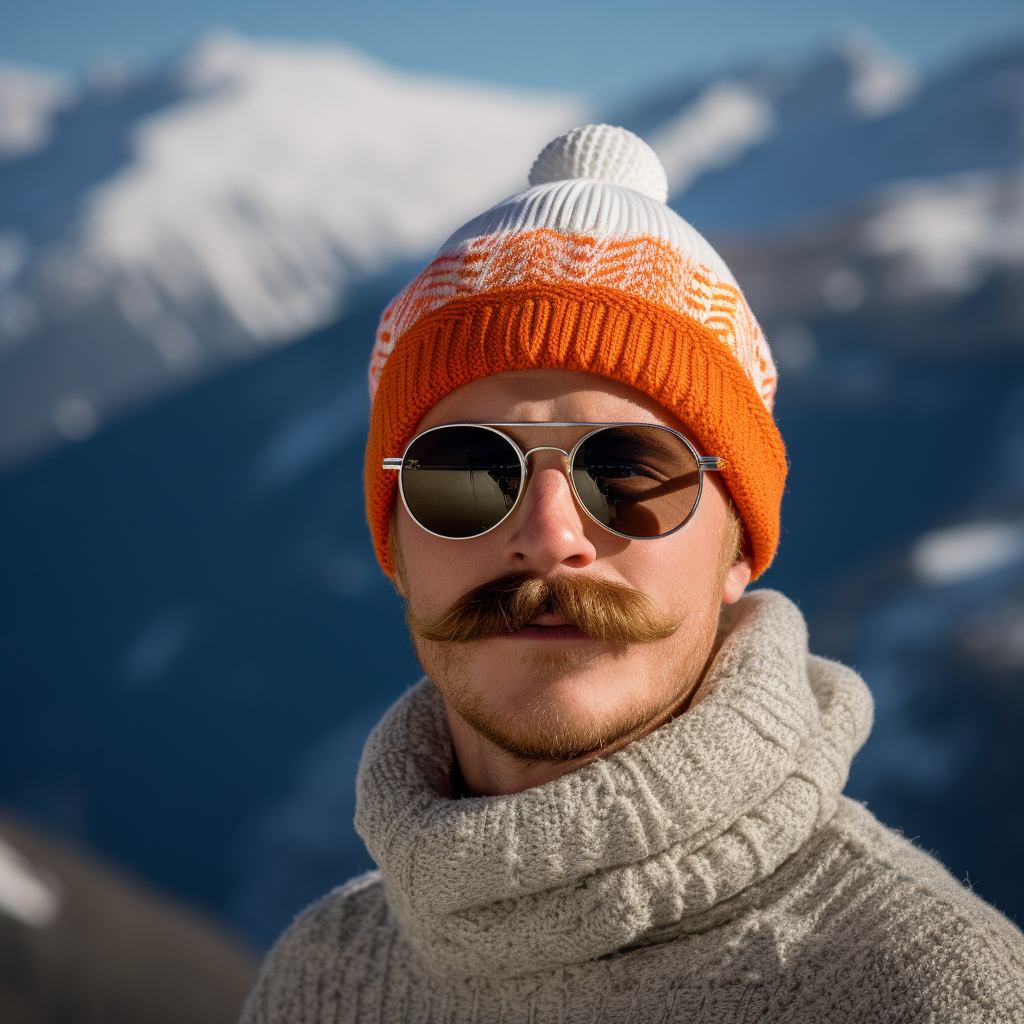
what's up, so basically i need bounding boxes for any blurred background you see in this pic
[2,0,1024,1018]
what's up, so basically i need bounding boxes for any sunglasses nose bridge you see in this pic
[522,445,571,462]
[520,445,572,481]
[511,446,592,541]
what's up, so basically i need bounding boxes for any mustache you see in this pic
[407,572,680,645]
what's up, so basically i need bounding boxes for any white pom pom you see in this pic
[528,124,669,204]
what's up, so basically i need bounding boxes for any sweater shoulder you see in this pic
[828,797,1022,935]
[802,797,1024,1018]
[239,870,390,1024]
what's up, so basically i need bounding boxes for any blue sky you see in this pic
[3,0,1024,100]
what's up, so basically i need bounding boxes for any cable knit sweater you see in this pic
[241,590,1024,1022]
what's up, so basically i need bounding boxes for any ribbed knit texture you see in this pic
[364,125,786,580]
[241,591,1024,1022]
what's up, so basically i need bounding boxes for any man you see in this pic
[242,125,1024,1021]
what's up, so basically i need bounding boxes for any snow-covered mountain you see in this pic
[634,33,1024,233]
[630,30,916,200]
[0,32,584,469]
[716,165,1024,349]
[3,30,1024,472]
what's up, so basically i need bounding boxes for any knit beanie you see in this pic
[364,124,787,579]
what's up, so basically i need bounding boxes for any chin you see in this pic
[434,644,681,763]
[476,639,648,700]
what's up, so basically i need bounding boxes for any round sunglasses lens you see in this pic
[400,427,522,538]
[571,426,701,538]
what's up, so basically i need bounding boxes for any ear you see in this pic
[722,556,752,605]
[391,570,409,600]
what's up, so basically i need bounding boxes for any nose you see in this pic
[503,451,598,572]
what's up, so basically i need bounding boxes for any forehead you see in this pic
[417,369,688,435]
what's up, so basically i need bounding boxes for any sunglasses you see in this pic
[383,423,725,541]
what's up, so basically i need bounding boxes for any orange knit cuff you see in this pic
[365,283,787,579]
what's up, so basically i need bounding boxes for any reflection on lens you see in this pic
[572,426,701,538]
[401,426,522,538]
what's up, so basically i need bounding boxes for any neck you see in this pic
[445,702,599,796]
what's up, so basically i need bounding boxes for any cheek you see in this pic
[395,509,446,604]
[612,513,727,616]
[395,506,497,609]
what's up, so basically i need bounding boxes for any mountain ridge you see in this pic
[2,29,1024,473]
[0,32,585,470]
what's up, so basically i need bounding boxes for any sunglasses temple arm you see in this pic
[383,458,403,470]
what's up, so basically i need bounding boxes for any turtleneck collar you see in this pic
[354,589,873,980]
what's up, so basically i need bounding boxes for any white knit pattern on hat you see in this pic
[441,179,729,275]
[528,124,670,203]
[369,125,777,412]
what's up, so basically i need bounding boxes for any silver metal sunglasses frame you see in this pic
[383,422,725,542]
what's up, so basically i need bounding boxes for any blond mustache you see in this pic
[408,572,679,645]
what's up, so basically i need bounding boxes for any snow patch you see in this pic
[838,30,917,119]
[0,61,73,160]
[912,521,1024,586]
[52,396,97,441]
[647,80,774,196]
[0,837,60,928]
[865,170,1024,296]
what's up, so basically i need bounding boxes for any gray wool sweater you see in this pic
[241,590,1024,1022]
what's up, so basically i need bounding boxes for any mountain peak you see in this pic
[179,28,381,93]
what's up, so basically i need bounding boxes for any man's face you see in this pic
[393,369,751,776]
